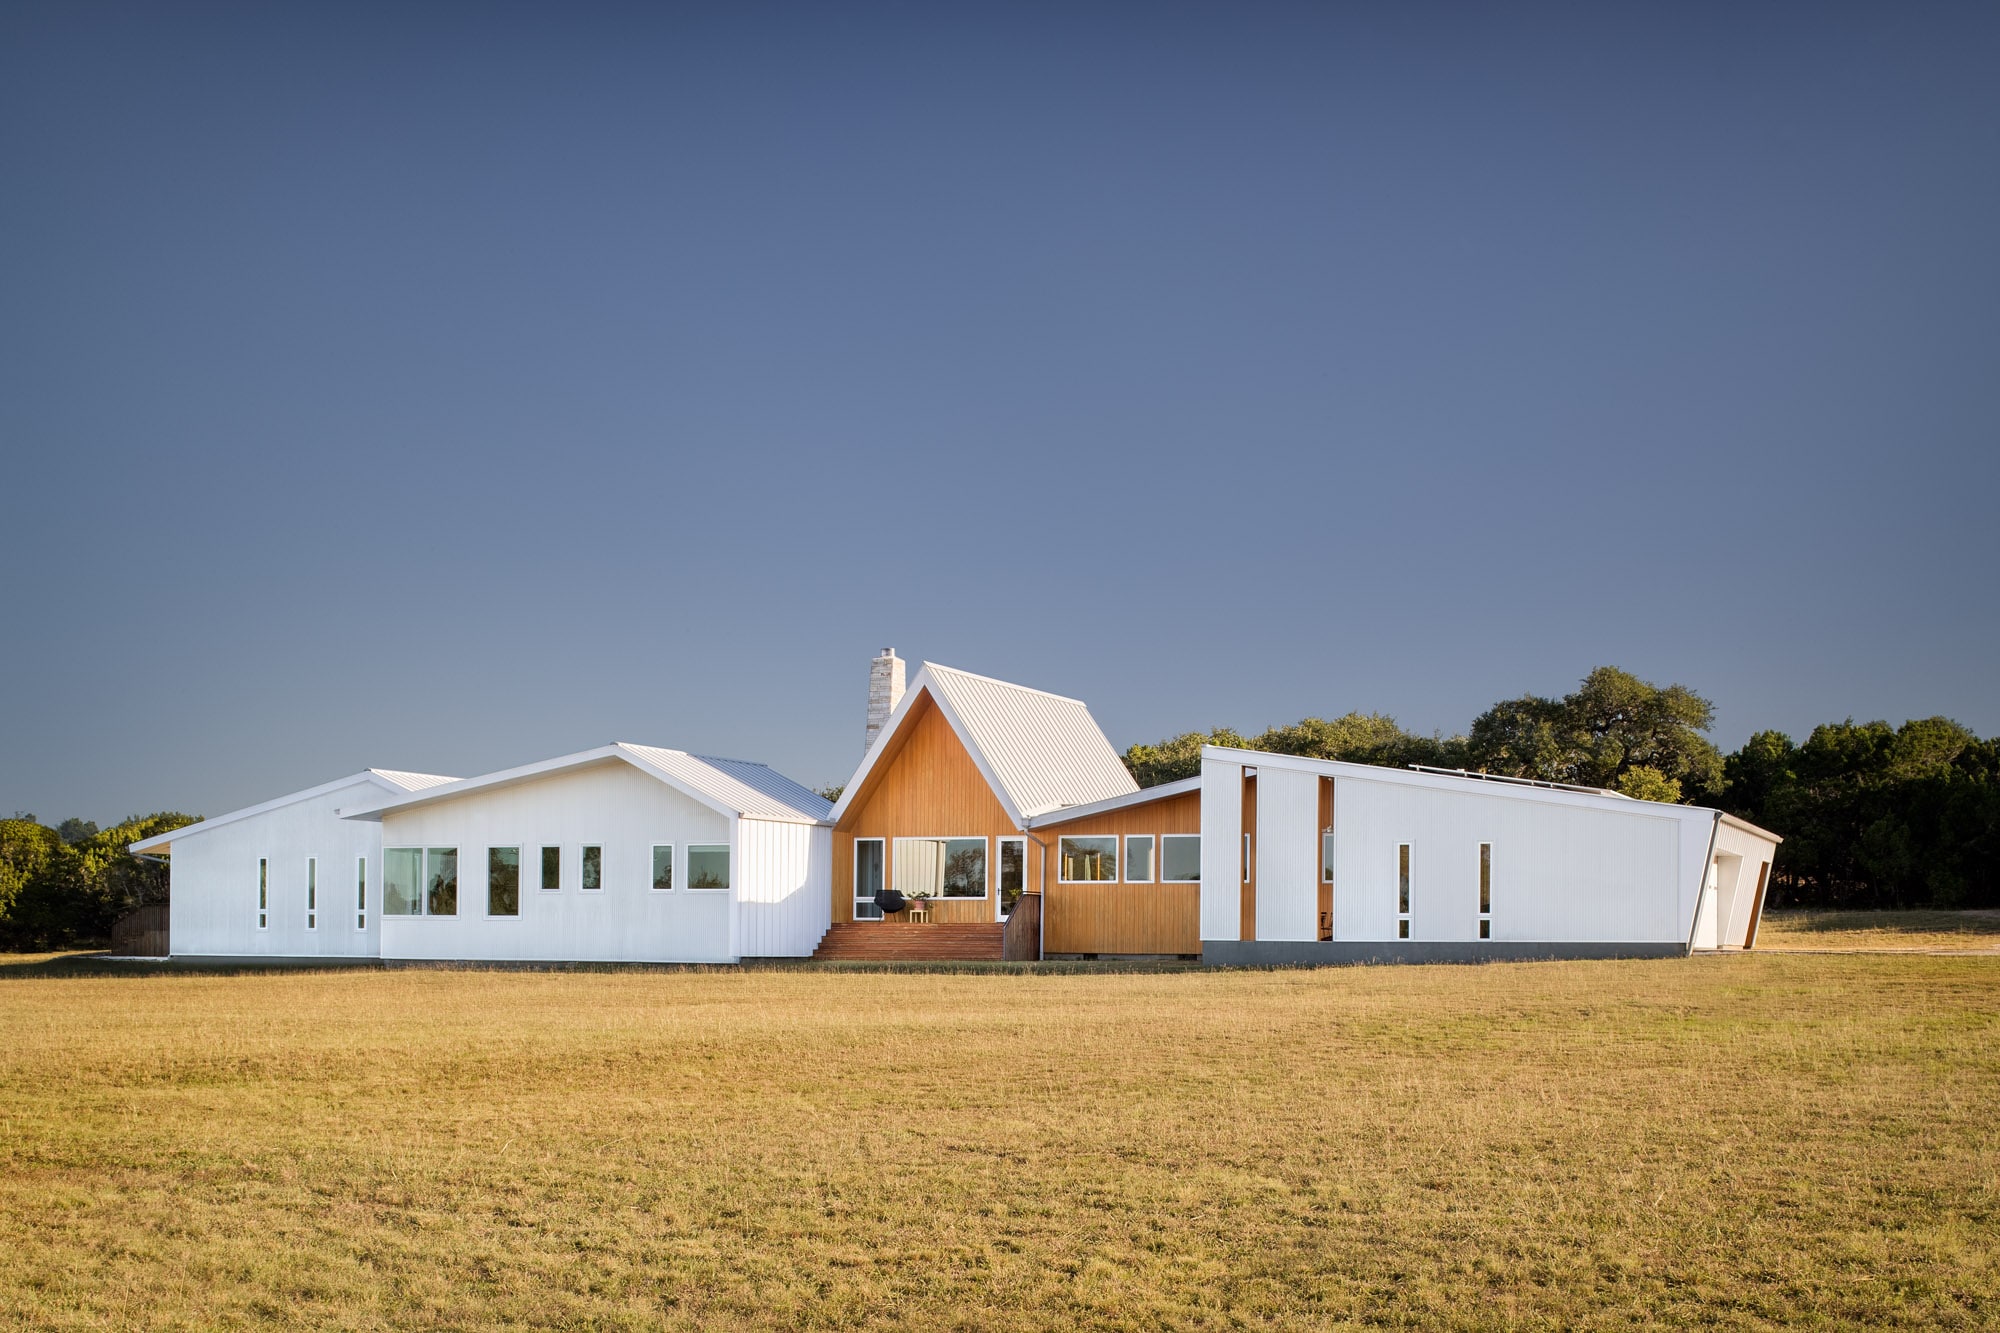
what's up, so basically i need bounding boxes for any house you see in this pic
[129,651,1780,965]
[128,768,458,959]
[337,744,830,964]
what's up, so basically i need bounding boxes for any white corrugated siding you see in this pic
[924,664,1138,819]
[736,817,832,957]
[1255,766,1319,941]
[1200,759,1243,941]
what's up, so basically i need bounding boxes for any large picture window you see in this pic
[489,847,520,917]
[384,847,458,916]
[894,837,987,898]
[1059,836,1117,883]
[686,844,731,890]
[1161,835,1201,883]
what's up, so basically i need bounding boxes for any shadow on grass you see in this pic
[1762,909,2000,937]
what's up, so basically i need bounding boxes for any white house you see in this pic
[335,743,832,964]
[128,768,457,959]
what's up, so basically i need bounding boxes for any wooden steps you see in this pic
[811,922,1006,963]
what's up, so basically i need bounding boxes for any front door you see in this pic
[854,839,885,920]
[997,837,1026,921]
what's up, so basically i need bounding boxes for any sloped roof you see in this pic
[340,743,831,825]
[128,768,459,854]
[831,662,1139,826]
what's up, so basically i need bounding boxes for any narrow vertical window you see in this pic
[541,845,561,892]
[1396,843,1410,939]
[488,847,520,916]
[854,838,885,919]
[651,844,674,891]
[1321,833,1335,883]
[1478,843,1491,939]
[425,847,458,916]
[997,837,1026,918]
[1243,833,1252,883]
[306,857,317,930]
[257,858,268,930]
[581,845,602,892]
[356,856,367,931]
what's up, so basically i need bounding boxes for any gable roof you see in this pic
[831,662,1139,827]
[127,768,459,854]
[338,743,832,825]
[1024,775,1202,828]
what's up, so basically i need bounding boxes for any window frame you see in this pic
[580,843,604,894]
[996,836,1027,919]
[650,843,675,893]
[891,835,989,899]
[1123,834,1154,884]
[257,857,269,931]
[854,837,886,919]
[1321,832,1336,884]
[539,844,563,893]
[1478,841,1492,939]
[1057,835,1119,884]
[1397,842,1411,939]
[1160,834,1201,883]
[383,846,460,917]
[684,843,732,892]
[305,856,318,931]
[487,845,522,919]
[356,855,368,932]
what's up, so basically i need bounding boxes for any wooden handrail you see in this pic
[1000,892,1042,962]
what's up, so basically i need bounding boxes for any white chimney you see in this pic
[866,648,905,751]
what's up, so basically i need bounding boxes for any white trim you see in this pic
[128,769,455,853]
[650,843,676,892]
[684,843,732,892]
[1124,835,1155,884]
[1160,833,1201,883]
[1024,776,1202,829]
[889,834,990,900]
[1056,834,1119,884]
[996,836,1027,921]
[832,676,1027,827]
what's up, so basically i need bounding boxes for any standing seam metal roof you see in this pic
[617,745,832,823]
[921,663,1139,820]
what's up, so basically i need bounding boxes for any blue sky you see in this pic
[3,2,1996,821]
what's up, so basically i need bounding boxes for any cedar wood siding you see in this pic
[1038,790,1202,955]
[832,692,1029,924]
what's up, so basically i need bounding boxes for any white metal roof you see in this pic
[127,768,459,854]
[830,662,1139,826]
[339,743,831,825]
[1024,775,1203,828]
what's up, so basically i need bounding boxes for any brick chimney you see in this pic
[866,649,905,751]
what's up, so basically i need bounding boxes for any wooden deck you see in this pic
[811,923,1006,962]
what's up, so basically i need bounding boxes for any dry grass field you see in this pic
[1,946,1996,1330]
[1756,908,2000,953]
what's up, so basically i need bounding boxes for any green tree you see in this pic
[1467,667,1721,800]
[1122,727,1250,787]
[1614,765,1681,803]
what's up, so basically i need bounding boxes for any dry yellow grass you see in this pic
[1757,909,2000,952]
[1,952,1996,1330]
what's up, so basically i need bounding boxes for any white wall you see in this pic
[1199,759,1243,941]
[168,778,386,958]
[376,761,737,963]
[738,818,832,957]
[1255,766,1319,942]
[1712,821,1781,949]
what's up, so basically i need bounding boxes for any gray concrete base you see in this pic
[1201,939,1687,967]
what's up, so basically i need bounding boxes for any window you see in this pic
[257,858,268,930]
[1322,833,1336,883]
[356,857,367,931]
[581,845,602,892]
[541,845,561,892]
[1124,835,1154,883]
[1243,833,1252,883]
[489,847,520,916]
[1478,842,1491,939]
[686,844,731,890]
[1397,843,1410,939]
[854,838,885,919]
[383,847,458,916]
[893,837,986,898]
[1161,835,1201,882]
[651,844,674,891]
[998,837,1026,916]
[305,857,317,930]
[1059,836,1117,883]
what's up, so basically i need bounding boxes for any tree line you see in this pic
[0,813,194,950]
[1123,666,1998,910]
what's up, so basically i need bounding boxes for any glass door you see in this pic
[854,839,885,920]
[997,837,1026,921]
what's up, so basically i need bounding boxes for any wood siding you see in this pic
[832,693,1029,924]
[1240,774,1257,941]
[1318,777,1334,940]
[1039,790,1201,955]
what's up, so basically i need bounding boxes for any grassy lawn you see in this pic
[1757,909,2000,952]
[1,952,1995,1330]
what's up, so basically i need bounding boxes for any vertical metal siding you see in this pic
[1254,767,1319,942]
[1200,759,1243,941]
[737,818,832,957]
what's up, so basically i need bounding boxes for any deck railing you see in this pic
[1001,892,1042,961]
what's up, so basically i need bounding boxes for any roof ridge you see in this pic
[921,661,1090,707]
